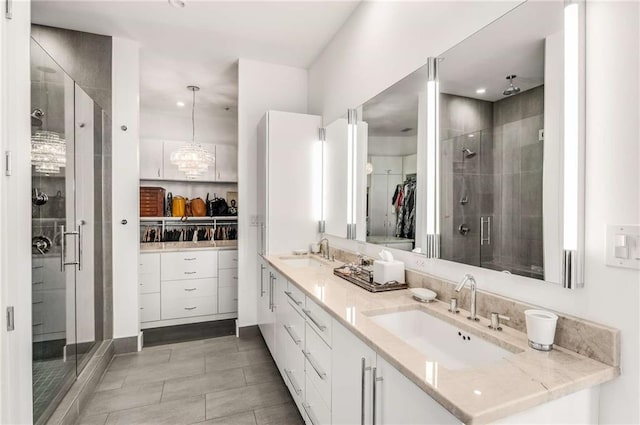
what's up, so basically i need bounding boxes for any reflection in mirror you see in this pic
[359,74,424,252]
[324,116,349,238]
[437,1,565,281]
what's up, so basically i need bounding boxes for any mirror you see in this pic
[341,0,584,285]
[437,1,566,281]
[357,73,424,251]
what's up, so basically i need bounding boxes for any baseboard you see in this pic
[238,325,260,338]
[113,335,139,354]
[44,339,114,425]
[142,319,236,347]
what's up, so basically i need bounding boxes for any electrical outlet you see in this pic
[415,258,426,268]
[250,215,259,226]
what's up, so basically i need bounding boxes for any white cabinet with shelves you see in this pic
[141,138,237,182]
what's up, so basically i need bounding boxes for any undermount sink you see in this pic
[280,257,325,268]
[369,308,514,370]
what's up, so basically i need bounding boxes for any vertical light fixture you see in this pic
[425,57,441,258]
[170,85,215,179]
[317,127,326,233]
[346,109,358,239]
[562,0,585,288]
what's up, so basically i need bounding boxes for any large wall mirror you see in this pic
[327,0,585,287]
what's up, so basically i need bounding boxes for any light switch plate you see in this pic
[606,225,640,269]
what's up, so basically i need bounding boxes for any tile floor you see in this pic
[77,334,305,425]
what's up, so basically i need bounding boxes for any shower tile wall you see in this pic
[440,94,494,266]
[439,86,544,278]
[492,85,544,277]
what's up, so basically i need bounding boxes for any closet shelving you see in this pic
[140,216,237,242]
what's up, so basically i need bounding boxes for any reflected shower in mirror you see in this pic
[438,1,565,280]
[359,72,425,252]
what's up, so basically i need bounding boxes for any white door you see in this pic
[331,320,376,425]
[215,144,238,182]
[369,174,389,236]
[374,355,458,425]
[140,139,163,179]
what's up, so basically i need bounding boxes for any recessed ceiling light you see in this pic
[176,101,185,107]
[476,88,486,94]
[168,0,186,8]
[468,134,475,138]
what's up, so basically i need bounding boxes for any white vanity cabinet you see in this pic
[331,320,376,425]
[258,265,284,356]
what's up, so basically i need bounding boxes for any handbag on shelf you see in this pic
[210,198,229,216]
[191,197,207,217]
[172,196,186,218]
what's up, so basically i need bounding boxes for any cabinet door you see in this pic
[215,144,238,182]
[369,174,389,236]
[332,320,376,425]
[374,355,458,425]
[140,139,164,179]
[257,259,270,336]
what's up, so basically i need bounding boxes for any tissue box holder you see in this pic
[373,260,405,285]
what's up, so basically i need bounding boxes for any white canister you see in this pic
[310,243,321,254]
[524,309,559,351]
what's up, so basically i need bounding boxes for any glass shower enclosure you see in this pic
[31,39,106,424]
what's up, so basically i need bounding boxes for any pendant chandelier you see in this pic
[31,66,66,174]
[32,130,66,174]
[170,85,215,179]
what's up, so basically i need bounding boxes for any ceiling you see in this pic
[361,0,563,140]
[31,0,360,118]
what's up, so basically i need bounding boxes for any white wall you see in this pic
[141,109,237,145]
[111,38,141,341]
[310,2,640,423]
[0,1,34,422]
[308,1,521,122]
[237,59,307,327]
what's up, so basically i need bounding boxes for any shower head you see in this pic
[462,148,477,159]
[31,108,44,127]
[503,74,521,96]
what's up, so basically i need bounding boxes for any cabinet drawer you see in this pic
[218,286,238,313]
[161,251,217,281]
[305,323,332,409]
[280,300,306,350]
[304,373,331,425]
[139,272,160,294]
[219,268,238,288]
[161,295,217,320]
[285,281,305,315]
[139,253,160,274]
[162,278,217,299]
[282,326,306,412]
[32,257,66,291]
[140,293,160,323]
[304,297,332,347]
[218,250,238,269]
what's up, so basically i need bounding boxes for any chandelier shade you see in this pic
[170,85,215,179]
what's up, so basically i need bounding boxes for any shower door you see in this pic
[31,40,98,425]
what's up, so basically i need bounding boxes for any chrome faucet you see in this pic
[318,238,330,260]
[455,274,479,321]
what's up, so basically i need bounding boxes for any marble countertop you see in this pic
[265,254,619,425]
[140,241,237,253]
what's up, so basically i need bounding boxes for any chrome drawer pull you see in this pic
[184,288,197,291]
[183,257,196,261]
[302,403,319,425]
[302,309,327,331]
[33,281,44,285]
[233,276,238,280]
[184,271,197,275]
[284,369,302,395]
[284,290,303,305]
[303,350,326,379]
[283,324,301,345]
[184,307,197,310]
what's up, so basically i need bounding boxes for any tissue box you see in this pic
[373,260,405,285]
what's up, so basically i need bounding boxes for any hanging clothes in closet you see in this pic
[395,176,416,239]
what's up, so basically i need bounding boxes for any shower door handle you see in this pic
[60,225,81,271]
[480,217,491,246]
